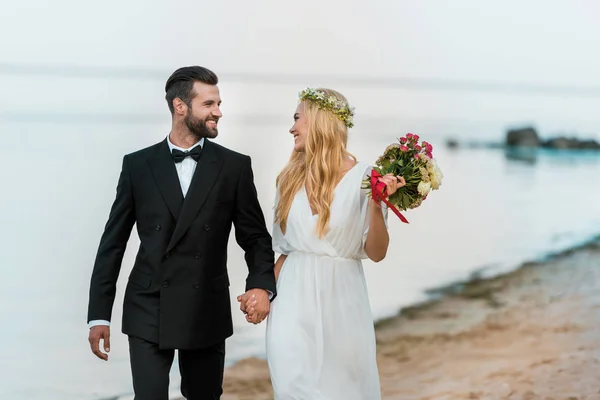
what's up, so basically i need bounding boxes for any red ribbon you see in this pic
[370,169,409,224]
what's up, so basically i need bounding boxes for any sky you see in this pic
[1,0,600,138]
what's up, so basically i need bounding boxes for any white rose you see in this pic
[426,159,435,173]
[430,175,441,190]
[429,159,443,190]
[417,181,431,196]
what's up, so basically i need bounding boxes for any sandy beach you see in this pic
[216,237,600,400]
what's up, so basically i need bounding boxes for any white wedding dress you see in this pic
[266,162,385,400]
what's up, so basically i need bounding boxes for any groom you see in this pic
[87,66,276,399]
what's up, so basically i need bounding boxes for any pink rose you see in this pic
[399,137,407,144]
[406,133,413,139]
[426,151,433,158]
[414,145,422,152]
[400,145,408,152]
[414,154,419,159]
[413,134,420,142]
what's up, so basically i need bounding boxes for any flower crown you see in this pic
[299,88,355,128]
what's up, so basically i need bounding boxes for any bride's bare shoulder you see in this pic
[341,157,360,172]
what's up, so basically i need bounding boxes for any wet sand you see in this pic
[217,237,600,399]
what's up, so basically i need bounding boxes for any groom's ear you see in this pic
[172,98,187,116]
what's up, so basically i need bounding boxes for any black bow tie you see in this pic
[171,146,203,163]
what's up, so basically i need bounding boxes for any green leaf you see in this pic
[388,190,402,207]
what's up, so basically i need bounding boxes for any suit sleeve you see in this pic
[87,155,136,322]
[233,156,277,298]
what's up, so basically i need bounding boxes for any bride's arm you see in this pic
[364,173,404,262]
[274,254,288,281]
[364,199,389,262]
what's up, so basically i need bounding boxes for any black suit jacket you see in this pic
[87,138,276,349]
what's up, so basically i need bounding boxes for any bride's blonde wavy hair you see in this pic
[275,88,356,238]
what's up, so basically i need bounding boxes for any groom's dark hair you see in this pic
[165,66,219,114]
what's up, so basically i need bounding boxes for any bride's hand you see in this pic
[378,173,406,197]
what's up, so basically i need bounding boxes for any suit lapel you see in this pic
[148,139,184,221]
[167,140,223,252]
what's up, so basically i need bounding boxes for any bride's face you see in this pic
[290,103,308,152]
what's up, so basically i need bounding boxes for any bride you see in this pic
[244,88,404,399]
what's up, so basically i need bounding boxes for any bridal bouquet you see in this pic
[363,133,443,223]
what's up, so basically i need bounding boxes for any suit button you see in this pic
[165,252,171,259]
[162,280,169,288]
[193,282,200,289]
[195,253,201,259]
[155,224,161,231]
[204,224,210,231]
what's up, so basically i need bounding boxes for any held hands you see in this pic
[237,288,270,324]
[89,325,110,361]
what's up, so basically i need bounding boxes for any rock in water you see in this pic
[544,137,600,149]
[446,138,459,149]
[506,127,541,147]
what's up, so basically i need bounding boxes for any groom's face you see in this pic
[184,81,222,139]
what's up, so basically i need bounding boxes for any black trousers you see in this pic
[128,335,225,400]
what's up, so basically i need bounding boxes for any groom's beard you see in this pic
[185,111,218,139]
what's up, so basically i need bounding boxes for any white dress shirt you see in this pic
[167,136,204,196]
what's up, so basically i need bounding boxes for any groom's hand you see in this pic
[237,288,270,324]
[89,325,110,361]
